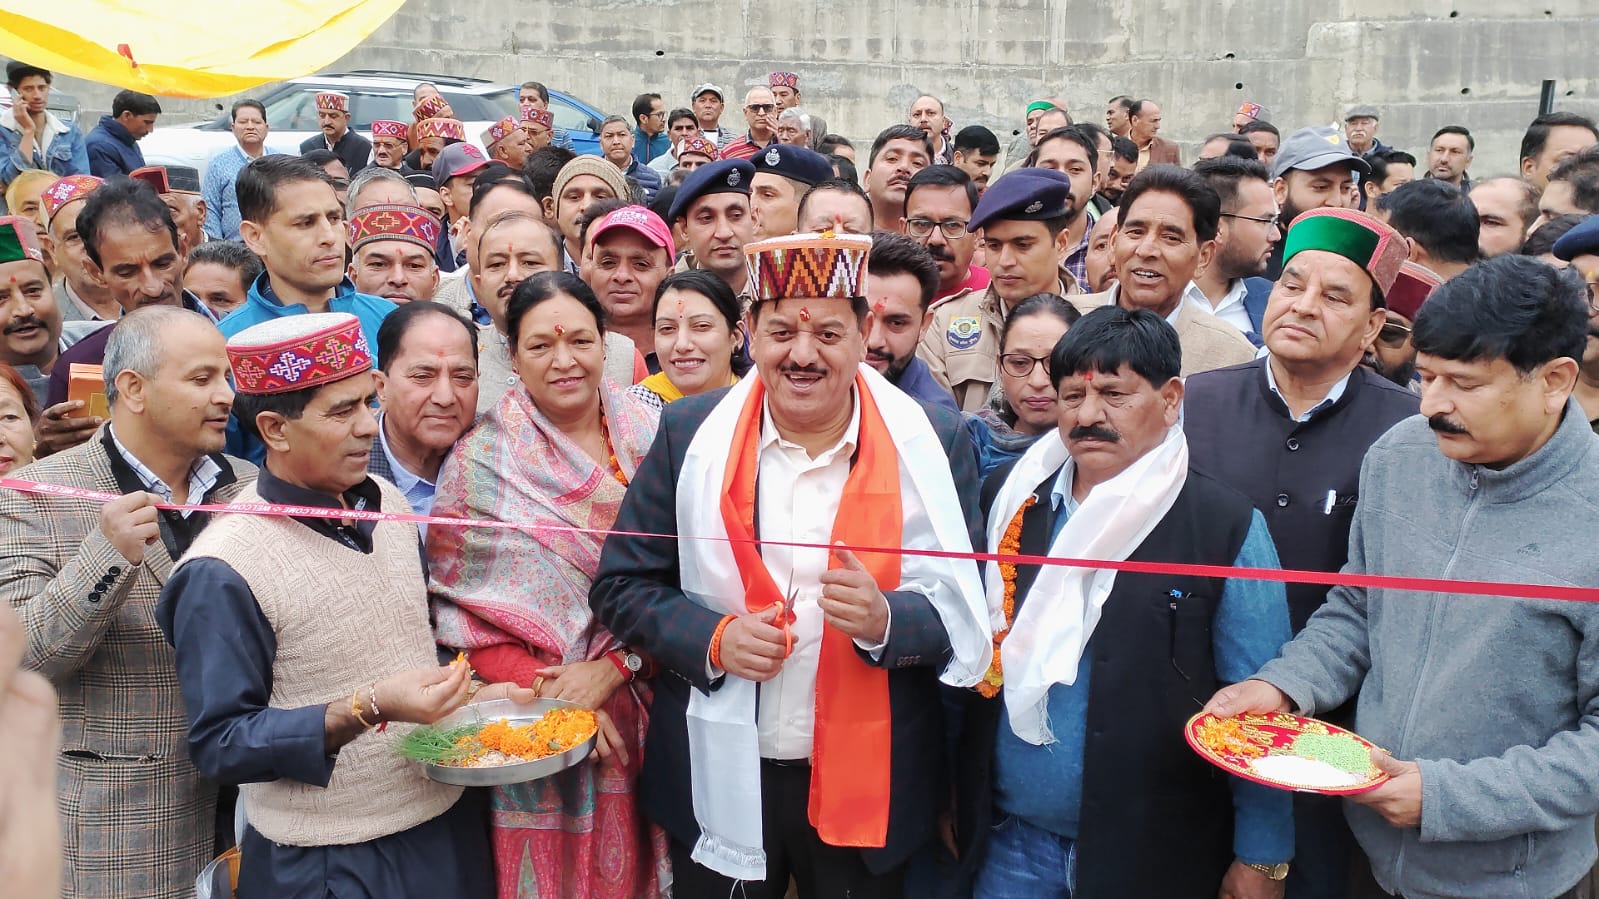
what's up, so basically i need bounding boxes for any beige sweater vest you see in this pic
[177,479,460,847]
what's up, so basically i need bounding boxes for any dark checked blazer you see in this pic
[591,386,985,875]
[0,428,254,899]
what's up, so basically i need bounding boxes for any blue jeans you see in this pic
[973,815,1076,899]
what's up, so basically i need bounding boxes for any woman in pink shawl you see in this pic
[429,272,668,898]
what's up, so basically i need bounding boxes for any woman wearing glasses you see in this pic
[963,292,1079,477]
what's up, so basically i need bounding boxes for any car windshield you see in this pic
[261,85,521,132]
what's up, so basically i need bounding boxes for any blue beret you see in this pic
[1552,213,1599,262]
[752,143,834,187]
[967,168,1070,232]
[668,159,755,222]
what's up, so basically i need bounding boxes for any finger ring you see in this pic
[533,676,544,696]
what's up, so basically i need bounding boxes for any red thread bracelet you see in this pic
[709,614,735,670]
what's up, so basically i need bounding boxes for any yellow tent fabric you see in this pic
[0,0,405,98]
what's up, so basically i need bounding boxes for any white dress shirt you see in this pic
[1185,279,1255,335]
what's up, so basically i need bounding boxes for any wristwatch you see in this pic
[1245,861,1290,881]
[609,649,644,680]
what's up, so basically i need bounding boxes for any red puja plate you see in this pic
[1185,711,1389,796]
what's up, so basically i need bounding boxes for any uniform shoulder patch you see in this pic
[946,315,982,350]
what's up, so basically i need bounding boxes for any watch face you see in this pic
[625,653,643,672]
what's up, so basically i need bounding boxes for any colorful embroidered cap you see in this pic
[414,117,465,142]
[520,107,554,130]
[746,232,872,302]
[0,215,46,264]
[370,119,408,139]
[1384,261,1443,322]
[1281,207,1409,301]
[41,174,102,222]
[677,134,720,162]
[588,205,675,258]
[769,72,799,90]
[1235,101,1269,124]
[348,204,443,254]
[482,115,520,148]
[413,94,451,121]
[227,312,372,396]
[315,92,350,114]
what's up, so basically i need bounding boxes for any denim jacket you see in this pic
[0,111,89,184]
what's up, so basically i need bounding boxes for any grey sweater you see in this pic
[1257,402,1599,899]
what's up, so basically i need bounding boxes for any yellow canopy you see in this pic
[0,0,406,98]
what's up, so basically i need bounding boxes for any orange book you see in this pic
[67,363,108,419]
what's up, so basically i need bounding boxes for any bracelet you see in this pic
[368,683,387,733]
[351,688,376,729]
[605,650,632,681]
[709,614,735,671]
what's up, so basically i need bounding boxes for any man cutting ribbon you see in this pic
[591,230,993,896]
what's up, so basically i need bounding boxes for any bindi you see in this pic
[798,307,811,323]
[1083,371,1094,382]
[553,323,565,337]
[873,301,886,314]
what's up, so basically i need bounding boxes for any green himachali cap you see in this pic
[0,215,46,265]
[1281,207,1409,300]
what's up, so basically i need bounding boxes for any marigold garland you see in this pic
[977,496,1035,698]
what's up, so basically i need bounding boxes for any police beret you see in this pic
[1552,214,1599,262]
[967,169,1070,233]
[752,143,833,187]
[667,158,755,222]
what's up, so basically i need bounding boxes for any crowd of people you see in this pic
[0,49,1598,899]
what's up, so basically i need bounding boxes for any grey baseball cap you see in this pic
[1344,105,1381,121]
[692,83,724,101]
[1272,126,1373,181]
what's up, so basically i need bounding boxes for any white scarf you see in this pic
[986,425,1189,744]
[674,364,991,880]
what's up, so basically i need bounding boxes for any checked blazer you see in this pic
[0,429,254,899]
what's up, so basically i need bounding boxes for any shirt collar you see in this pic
[106,423,222,516]
[1184,278,1248,314]
[1108,282,1195,325]
[376,412,432,493]
[1048,454,1081,516]
[1263,355,1352,422]
[760,382,861,463]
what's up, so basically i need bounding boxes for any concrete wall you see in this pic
[47,0,1599,176]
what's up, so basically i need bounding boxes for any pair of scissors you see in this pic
[776,571,798,659]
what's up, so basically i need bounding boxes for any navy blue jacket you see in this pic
[85,116,144,178]
[1240,276,1274,346]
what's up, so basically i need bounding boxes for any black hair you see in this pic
[112,90,161,118]
[816,134,854,155]
[631,92,662,125]
[1200,133,1259,161]
[1366,149,1417,190]
[868,125,934,167]
[519,81,550,104]
[652,269,750,376]
[1519,112,1599,165]
[376,300,478,371]
[1027,126,1100,175]
[1381,180,1481,265]
[525,145,578,202]
[1109,96,1135,113]
[1000,293,1081,351]
[1192,156,1271,210]
[828,155,858,184]
[506,270,606,347]
[798,178,873,223]
[467,170,538,218]
[1472,177,1541,233]
[233,389,316,441]
[1431,125,1475,152]
[903,164,978,215]
[1548,145,1599,213]
[236,155,333,225]
[1128,99,1159,119]
[576,197,631,252]
[230,99,265,122]
[302,148,341,171]
[1117,164,1221,243]
[666,107,696,130]
[1109,135,1139,164]
[953,125,1000,157]
[1035,107,1072,129]
[77,177,180,269]
[187,240,262,292]
[1520,214,1588,257]
[1412,254,1588,373]
[648,184,678,220]
[1049,305,1181,389]
[866,230,940,309]
[5,62,49,88]
[1238,120,1279,139]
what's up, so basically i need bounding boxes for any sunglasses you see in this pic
[746,104,776,114]
[1376,322,1411,347]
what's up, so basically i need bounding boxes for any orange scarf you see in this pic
[717,373,898,848]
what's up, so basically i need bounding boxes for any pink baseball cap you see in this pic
[588,205,675,258]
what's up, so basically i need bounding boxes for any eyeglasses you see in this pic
[904,218,970,240]
[1376,322,1411,347]
[1220,211,1281,229]
[647,110,667,119]
[999,353,1051,378]
[746,104,776,114]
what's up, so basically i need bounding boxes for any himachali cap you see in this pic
[753,143,832,186]
[370,119,408,139]
[745,231,873,302]
[0,215,46,265]
[769,72,799,90]
[667,158,755,221]
[348,204,443,254]
[520,107,554,129]
[1281,207,1409,300]
[677,134,719,161]
[41,174,102,222]
[1272,126,1372,181]
[1345,105,1381,121]
[1235,101,1269,123]
[1552,213,1599,262]
[128,165,170,194]
[692,83,724,101]
[415,118,465,142]
[1384,261,1443,322]
[589,205,675,257]
[413,94,450,121]
[164,165,201,194]
[226,312,372,396]
[315,92,350,114]
[482,115,520,147]
[967,168,1069,232]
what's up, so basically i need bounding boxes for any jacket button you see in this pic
[1285,438,1300,451]
[1276,493,1290,507]
[108,566,122,576]
[88,591,102,604]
